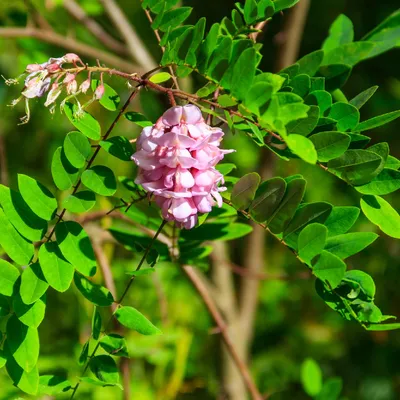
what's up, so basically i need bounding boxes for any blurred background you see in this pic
[0,0,399,399]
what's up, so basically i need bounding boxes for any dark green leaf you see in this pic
[0,259,19,296]
[360,195,400,239]
[74,273,114,307]
[100,136,133,161]
[325,232,378,259]
[316,378,343,400]
[62,191,96,213]
[290,74,311,97]
[286,106,319,136]
[355,169,400,195]
[158,7,192,32]
[92,306,102,340]
[310,131,351,162]
[64,102,101,140]
[56,221,97,276]
[324,206,360,237]
[231,172,260,210]
[349,86,378,109]
[124,112,153,127]
[297,50,324,76]
[322,14,354,52]
[63,131,91,169]
[298,223,328,264]
[81,166,117,196]
[79,340,89,366]
[20,263,49,305]
[317,64,351,91]
[115,306,161,335]
[6,355,39,395]
[180,223,253,241]
[313,251,346,288]
[51,147,79,191]
[39,242,74,292]
[89,355,119,383]
[18,174,57,221]
[328,102,359,131]
[100,334,128,357]
[13,294,46,329]
[274,0,300,12]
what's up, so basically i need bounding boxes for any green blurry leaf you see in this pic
[81,166,117,196]
[313,251,346,288]
[63,131,91,169]
[325,232,378,259]
[355,110,400,132]
[328,150,382,185]
[286,106,319,136]
[316,377,343,400]
[322,42,376,66]
[385,155,400,170]
[13,294,46,329]
[360,195,400,239]
[344,270,376,299]
[322,14,354,52]
[38,375,71,396]
[6,356,39,395]
[51,147,79,191]
[56,221,96,276]
[92,307,102,340]
[216,163,237,175]
[301,358,322,397]
[310,131,351,162]
[354,169,400,195]
[158,7,192,32]
[0,185,47,242]
[286,134,318,164]
[231,172,260,210]
[115,306,161,335]
[0,259,19,296]
[349,86,378,109]
[64,102,101,140]
[274,0,300,12]
[100,136,133,161]
[181,223,253,241]
[91,80,120,111]
[124,111,153,127]
[6,314,39,372]
[100,334,128,357]
[89,355,119,383]
[366,323,400,331]
[328,102,359,131]
[20,263,48,305]
[18,174,57,221]
[268,178,306,234]
[149,72,172,83]
[0,208,34,265]
[324,206,360,237]
[297,50,324,76]
[79,340,90,366]
[317,64,351,91]
[62,191,96,213]
[74,273,114,307]
[298,223,328,264]
[39,242,74,292]
[249,177,286,223]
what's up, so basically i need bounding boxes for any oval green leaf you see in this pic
[74,273,114,307]
[20,263,49,305]
[51,147,79,191]
[115,306,161,335]
[64,102,101,140]
[62,191,96,213]
[81,166,117,196]
[64,131,91,169]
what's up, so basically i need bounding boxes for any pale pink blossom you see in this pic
[132,105,233,229]
[94,84,105,100]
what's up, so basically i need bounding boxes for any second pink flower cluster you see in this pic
[132,105,233,229]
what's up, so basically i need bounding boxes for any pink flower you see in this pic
[132,105,234,229]
[94,84,105,100]
[80,79,91,94]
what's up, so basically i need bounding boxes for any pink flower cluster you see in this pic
[132,105,233,229]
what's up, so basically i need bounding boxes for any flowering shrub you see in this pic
[0,1,400,399]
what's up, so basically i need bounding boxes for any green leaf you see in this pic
[349,86,378,109]
[81,166,117,196]
[325,232,378,259]
[385,155,400,170]
[100,136,133,161]
[89,355,119,384]
[354,110,400,132]
[51,147,79,191]
[230,48,257,100]
[322,42,376,66]
[268,178,306,234]
[157,7,192,32]
[180,223,253,242]
[344,270,376,299]
[313,251,346,288]
[13,294,46,329]
[322,14,354,52]
[56,221,97,276]
[257,0,274,19]
[231,172,260,210]
[0,185,47,242]
[6,355,39,395]
[274,0,300,12]
[64,102,101,140]
[301,358,322,397]
[254,72,285,93]
[305,91,332,115]
[366,323,400,331]
[216,163,237,176]
[243,0,258,24]
[91,80,120,111]
[367,142,388,177]
[328,150,382,185]
[360,195,400,239]
[249,177,286,223]
[6,314,39,372]
[324,206,359,237]
[286,106,319,136]
[354,169,400,195]
[92,306,102,340]
[328,102,359,131]
[100,334,128,357]
[18,174,57,221]
[0,259,19,296]
[63,131,91,169]
[62,191,96,213]
[124,111,153,127]
[38,375,71,396]
[286,134,318,164]
[39,242,74,292]
[206,37,232,82]
[316,378,343,400]
[74,273,114,307]
[298,223,328,264]
[297,50,324,76]
[149,72,172,83]
[115,306,161,335]
[310,131,351,162]
[20,263,48,305]
[0,208,34,265]
[79,340,89,366]
[317,64,351,91]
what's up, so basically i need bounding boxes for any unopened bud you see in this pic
[26,64,42,73]
[67,79,78,94]
[63,73,76,84]
[80,79,91,94]
[45,83,62,107]
[94,84,105,100]
[46,63,62,73]
[64,53,81,64]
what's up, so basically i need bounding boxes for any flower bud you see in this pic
[44,83,62,107]
[46,63,62,73]
[63,73,76,84]
[94,84,105,100]
[64,53,81,64]
[80,79,91,94]
[67,79,78,94]
[26,64,42,73]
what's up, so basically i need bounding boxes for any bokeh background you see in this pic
[0,0,399,399]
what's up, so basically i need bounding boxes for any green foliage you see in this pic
[301,358,322,396]
[91,80,120,111]
[100,136,133,161]
[100,334,129,357]
[64,131,92,169]
[309,131,351,162]
[81,165,117,196]
[62,191,97,213]
[231,172,260,210]
[89,355,119,384]
[0,259,19,296]
[64,102,101,140]
[298,223,328,264]
[20,263,49,305]
[51,146,79,191]
[115,306,161,335]
[74,273,114,307]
